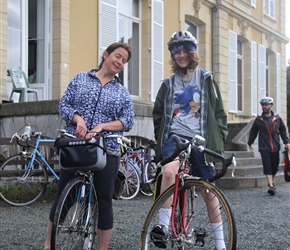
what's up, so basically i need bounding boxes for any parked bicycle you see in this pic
[0,126,63,206]
[119,140,157,199]
[139,134,237,249]
[50,132,129,250]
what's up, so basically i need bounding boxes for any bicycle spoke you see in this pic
[0,155,47,206]
[140,178,236,249]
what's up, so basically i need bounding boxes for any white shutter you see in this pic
[264,0,275,18]
[98,0,118,65]
[251,41,257,116]
[258,44,266,114]
[251,0,256,8]
[228,30,237,113]
[265,0,270,15]
[151,0,164,102]
[276,53,281,115]
[269,0,275,18]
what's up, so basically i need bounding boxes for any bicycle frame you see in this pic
[124,150,153,184]
[20,136,59,181]
[171,172,194,240]
[73,172,94,230]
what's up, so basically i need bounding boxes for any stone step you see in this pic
[214,151,286,189]
[216,170,285,189]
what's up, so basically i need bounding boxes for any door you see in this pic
[7,0,51,101]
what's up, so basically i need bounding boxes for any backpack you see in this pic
[283,151,290,182]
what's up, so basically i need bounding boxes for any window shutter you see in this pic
[251,0,256,7]
[265,0,270,15]
[269,0,275,18]
[251,41,257,116]
[98,0,118,65]
[151,0,164,102]
[258,44,266,114]
[276,53,281,115]
[228,30,237,113]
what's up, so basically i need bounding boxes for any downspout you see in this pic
[211,5,217,73]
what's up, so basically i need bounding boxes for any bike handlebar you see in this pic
[158,134,236,182]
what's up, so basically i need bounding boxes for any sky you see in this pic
[286,0,290,65]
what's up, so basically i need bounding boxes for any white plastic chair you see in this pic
[8,68,39,102]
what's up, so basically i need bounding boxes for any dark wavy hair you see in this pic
[98,42,132,69]
[169,50,199,73]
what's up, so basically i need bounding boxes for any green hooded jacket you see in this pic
[152,69,228,163]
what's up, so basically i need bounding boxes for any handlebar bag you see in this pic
[54,135,107,172]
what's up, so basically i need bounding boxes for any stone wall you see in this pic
[0,100,155,140]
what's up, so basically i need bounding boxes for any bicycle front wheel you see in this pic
[51,176,98,250]
[140,178,237,250]
[0,154,48,206]
[120,161,140,200]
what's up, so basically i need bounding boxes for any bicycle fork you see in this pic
[171,173,195,245]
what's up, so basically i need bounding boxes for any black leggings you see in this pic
[49,154,119,230]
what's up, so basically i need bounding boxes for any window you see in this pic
[7,0,21,70]
[118,0,140,96]
[239,0,256,8]
[185,20,197,39]
[99,0,140,97]
[237,40,243,111]
[264,0,275,19]
[28,0,45,83]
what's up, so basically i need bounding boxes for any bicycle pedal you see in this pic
[150,224,167,248]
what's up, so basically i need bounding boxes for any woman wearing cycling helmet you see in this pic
[248,97,290,195]
[152,30,228,250]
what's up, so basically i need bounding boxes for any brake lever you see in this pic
[231,155,236,177]
[10,132,20,143]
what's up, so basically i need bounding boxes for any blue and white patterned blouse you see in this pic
[59,69,134,155]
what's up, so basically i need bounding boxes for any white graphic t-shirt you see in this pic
[170,68,202,138]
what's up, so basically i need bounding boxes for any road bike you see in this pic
[51,132,129,250]
[139,134,237,249]
[0,127,62,206]
[119,140,157,200]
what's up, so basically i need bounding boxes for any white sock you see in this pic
[159,208,172,230]
[211,222,225,250]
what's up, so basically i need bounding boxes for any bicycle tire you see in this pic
[120,160,140,200]
[140,161,157,196]
[0,154,48,206]
[139,177,237,250]
[51,176,98,250]
[144,160,158,184]
[140,183,154,196]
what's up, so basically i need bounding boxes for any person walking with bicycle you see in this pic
[248,97,290,196]
[152,30,228,250]
[44,42,134,250]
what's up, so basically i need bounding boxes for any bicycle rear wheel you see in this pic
[51,176,98,250]
[120,161,140,200]
[139,177,237,250]
[140,161,157,196]
[0,154,48,206]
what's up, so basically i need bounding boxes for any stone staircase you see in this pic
[215,150,285,189]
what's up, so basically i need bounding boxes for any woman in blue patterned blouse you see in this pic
[44,42,134,250]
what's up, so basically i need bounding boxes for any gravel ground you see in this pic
[1,182,290,250]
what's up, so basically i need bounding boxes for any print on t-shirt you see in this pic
[174,85,201,118]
